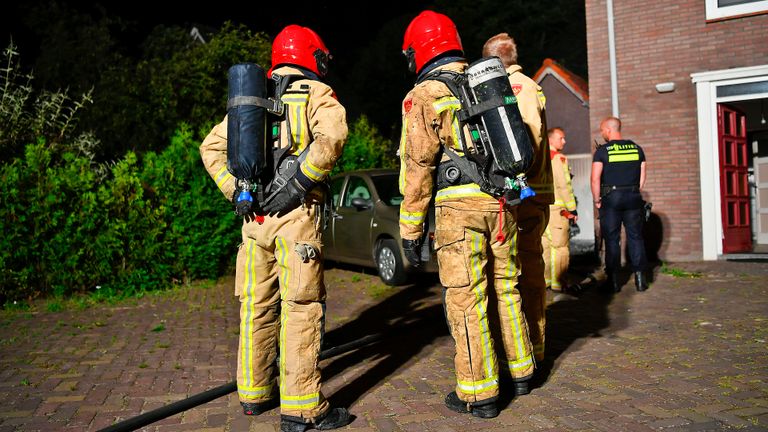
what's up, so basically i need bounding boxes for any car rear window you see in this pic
[371,173,403,206]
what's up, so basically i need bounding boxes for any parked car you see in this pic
[322,168,438,285]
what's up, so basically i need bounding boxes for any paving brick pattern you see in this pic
[1,260,767,431]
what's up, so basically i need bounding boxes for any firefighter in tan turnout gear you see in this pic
[543,127,578,292]
[199,25,351,432]
[398,11,535,419]
[482,33,553,366]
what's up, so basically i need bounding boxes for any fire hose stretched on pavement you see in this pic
[97,332,389,432]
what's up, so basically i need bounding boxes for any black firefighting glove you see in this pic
[402,237,423,268]
[263,170,313,217]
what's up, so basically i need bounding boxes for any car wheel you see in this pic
[376,239,407,286]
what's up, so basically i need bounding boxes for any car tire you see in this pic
[376,239,407,286]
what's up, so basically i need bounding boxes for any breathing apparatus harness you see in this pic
[417,57,536,210]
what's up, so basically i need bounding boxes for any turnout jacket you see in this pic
[398,61,502,241]
[550,149,577,212]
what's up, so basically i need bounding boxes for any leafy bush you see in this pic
[332,115,397,176]
[0,126,240,304]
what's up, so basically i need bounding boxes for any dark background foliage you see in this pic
[0,1,586,303]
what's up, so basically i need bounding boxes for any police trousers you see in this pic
[235,202,329,419]
[516,200,549,362]
[599,190,647,273]
[434,205,534,404]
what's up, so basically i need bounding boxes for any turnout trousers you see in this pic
[435,205,534,403]
[516,200,549,362]
[599,190,647,273]
[542,206,571,291]
[235,202,329,419]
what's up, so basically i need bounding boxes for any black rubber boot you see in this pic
[514,380,530,396]
[240,399,278,416]
[603,272,620,293]
[444,391,499,419]
[634,271,648,292]
[280,408,352,432]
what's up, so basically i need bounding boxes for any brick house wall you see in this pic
[585,0,768,261]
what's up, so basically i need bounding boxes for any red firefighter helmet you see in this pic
[402,10,463,74]
[270,25,330,77]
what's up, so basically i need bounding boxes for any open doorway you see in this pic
[724,98,768,253]
[692,65,768,259]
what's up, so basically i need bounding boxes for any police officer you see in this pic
[543,127,578,292]
[399,11,535,418]
[591,116,648,292]
[200,25,352,432]
[482,32,553,369]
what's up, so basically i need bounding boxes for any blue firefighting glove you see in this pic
[402,237,423,268]
[263,171,313,217]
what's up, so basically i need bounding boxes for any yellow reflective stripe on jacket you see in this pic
[214,166,233,189]
[399,210,425,225]
[300,159,328,182]
[280,392,320,409]
[435,184,493,202]
[283,93,309,154]
[537,90,546,108]
[433,96,464,151]
[457,375,499,394]
[398,120,408,195]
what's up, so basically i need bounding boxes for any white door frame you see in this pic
[691,64,768,260]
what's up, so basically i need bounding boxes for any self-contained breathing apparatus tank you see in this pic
[427,56,536,205]
[226,63,271,216]
[464,56,535,200]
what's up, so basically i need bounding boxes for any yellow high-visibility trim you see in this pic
[276,237,290,298]
[214,167,233,189]
[239,239,258,390]
[503,354,534,372]
[433,96,461,114]
[399,120,408,195]
[468,231,496,382]
[281,392,320,409]
[435,184,493,202]
[457,376,499,393]
[608,154,640,162]
[283,94,309,154]
[301,160,328,182]
[499,227,528,363]
[239,383,274,399]
[399,210,425,225]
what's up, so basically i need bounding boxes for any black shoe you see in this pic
[603,272,620,293]
[241,398,278,416]
[514,380,530,396]
[444,391,499,418]
[565,283,583,294]
[280,408,352,432]
[634,271,648,292]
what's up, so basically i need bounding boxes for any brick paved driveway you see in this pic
[1,260,767,431]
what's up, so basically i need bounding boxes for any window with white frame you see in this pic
[706,0,768,20]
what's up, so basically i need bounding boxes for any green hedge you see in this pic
[0,125,240,303]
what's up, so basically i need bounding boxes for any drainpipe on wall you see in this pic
[607,0,619,117]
